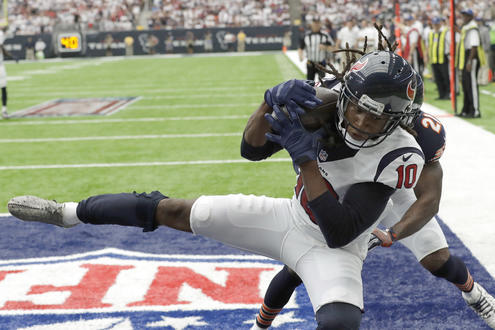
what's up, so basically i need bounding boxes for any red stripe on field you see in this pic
[26,102,60,116]
[94,100,120,114]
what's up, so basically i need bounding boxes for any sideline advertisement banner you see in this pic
[4,26,299,59]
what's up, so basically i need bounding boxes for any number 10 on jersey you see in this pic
[396,164,418,189]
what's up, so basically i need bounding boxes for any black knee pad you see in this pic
[316,302,362,330]
[77,191,167,232]
[431,255,469,285]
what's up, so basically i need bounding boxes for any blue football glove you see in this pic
[264,102,324,165]
[264,79,322,109]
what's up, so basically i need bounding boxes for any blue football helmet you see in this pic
[337,51,417,148]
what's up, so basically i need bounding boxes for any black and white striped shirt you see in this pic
[300,31,333,62]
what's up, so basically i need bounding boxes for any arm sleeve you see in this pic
[240,134,282,161]
[308,182,395,248]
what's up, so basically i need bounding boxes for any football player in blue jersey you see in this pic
[9,51,427,329]
[249,76,495,330]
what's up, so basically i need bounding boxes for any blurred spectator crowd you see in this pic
[148,0,290,30]
[301,0,495,27]
[6,0,495,36]
[7,0,290,35]
[8,0,144,35]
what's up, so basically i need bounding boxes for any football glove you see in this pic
[368,228,398,251]
[264,79,322,109]
[265,102,324,165]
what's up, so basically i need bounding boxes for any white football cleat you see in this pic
[463,282,495,329]
[1,108,8,119]
[7,195,77,228]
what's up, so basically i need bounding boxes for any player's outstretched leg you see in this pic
[7,191,194,233]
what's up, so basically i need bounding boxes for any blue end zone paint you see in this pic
[0,215,493,329]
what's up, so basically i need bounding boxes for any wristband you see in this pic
[386,228,398,242]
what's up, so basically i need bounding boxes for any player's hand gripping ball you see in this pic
[264,79,322,109]
[264,103,325,165]
[271,85,340,131]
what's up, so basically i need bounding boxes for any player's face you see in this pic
[344,103,388,141]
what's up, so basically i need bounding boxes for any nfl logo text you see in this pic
[0,249,307,329]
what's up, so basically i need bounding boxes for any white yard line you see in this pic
[9,94,261,102]
[0,132,242,143]
[124,103,259,109]
[10,87,264,97]
[275,53,304,80]
[481,89,495,98]
[1,115,250,126]
[147,93,260,99]
[12,79,275,90]
[0,158,291,171]
[11,58,123,81]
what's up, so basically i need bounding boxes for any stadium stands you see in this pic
[7,0,495,37]
[8,0,291,35]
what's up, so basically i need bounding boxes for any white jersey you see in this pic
[190,125,424,311]
[190,79,424,312]
[292,125,424,259]
[463,20,481,49]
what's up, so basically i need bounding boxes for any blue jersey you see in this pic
[413,111,446,163]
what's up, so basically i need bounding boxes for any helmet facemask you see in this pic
[336,83,407,149]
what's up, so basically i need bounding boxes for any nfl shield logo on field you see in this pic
[0,248,307,329]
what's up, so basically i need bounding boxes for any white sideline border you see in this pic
[285,50,495,278]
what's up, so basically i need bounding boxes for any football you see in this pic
[274,85,339,131]
[299,85,340,131]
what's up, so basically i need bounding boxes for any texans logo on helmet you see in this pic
[407,80,416,100]
[350,58,368,72]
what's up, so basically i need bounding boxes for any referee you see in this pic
[457,9,486,118]
[298,18,334,81]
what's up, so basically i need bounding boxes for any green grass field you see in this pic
[1,53,495,213]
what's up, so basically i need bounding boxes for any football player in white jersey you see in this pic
[8,51,423,329]
[250,76,495,329]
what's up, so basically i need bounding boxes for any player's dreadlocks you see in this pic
[315,23,418,138]
[315,23,398,83]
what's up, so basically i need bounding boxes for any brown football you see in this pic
[299,86,339,131]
